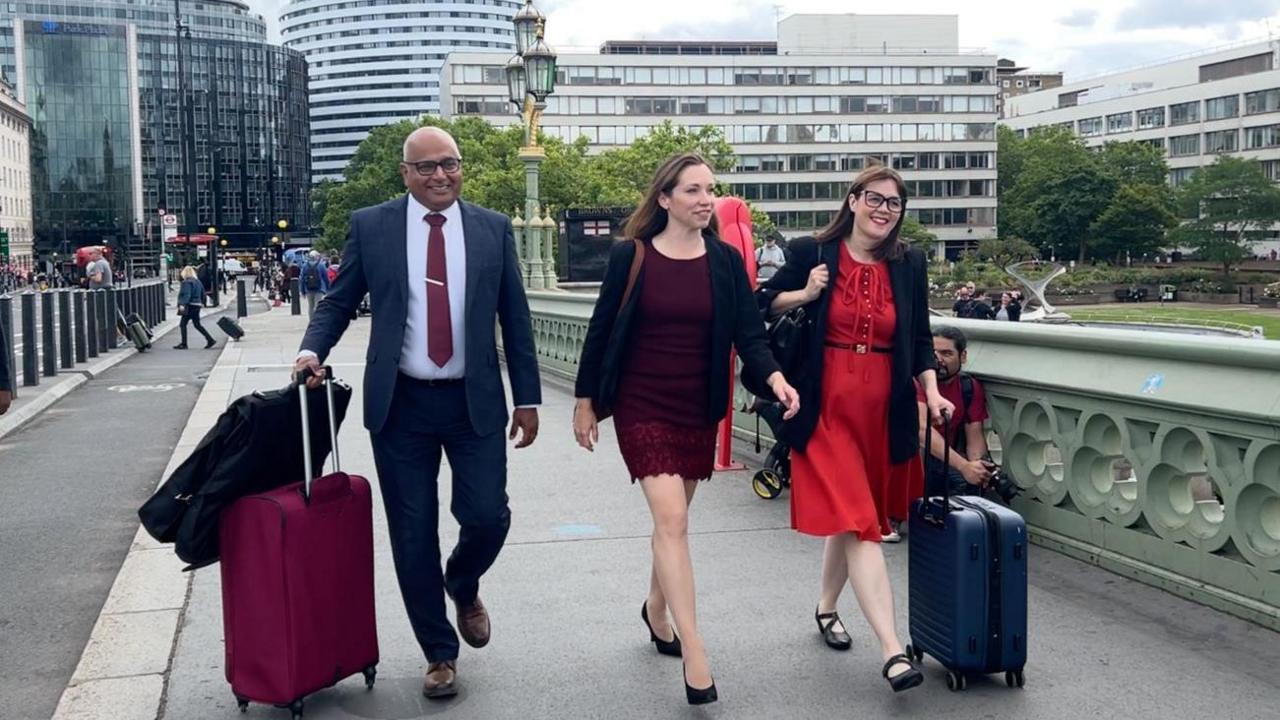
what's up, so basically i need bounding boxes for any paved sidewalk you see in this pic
[57,304,1280,720]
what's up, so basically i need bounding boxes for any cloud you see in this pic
[1116,0,1280,31]
[1058,9,1098,28]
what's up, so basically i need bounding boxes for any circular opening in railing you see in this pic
[1020,404,1053,440]
[1188,473,1226,538]
[1027,441,1064,483]
[1082,415,1122,456]
[1160,427,1208,474]
[1236,488,1280,558]
[986,430,1003,465]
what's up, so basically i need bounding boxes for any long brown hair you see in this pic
[622,152,720,241]
[814,161,908,261]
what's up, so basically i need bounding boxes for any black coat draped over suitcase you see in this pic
[138,382,352,568]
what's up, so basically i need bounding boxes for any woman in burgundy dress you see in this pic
[757,163,953,692]
[574,153,800,706]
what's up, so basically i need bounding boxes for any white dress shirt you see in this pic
[401,195,467,380]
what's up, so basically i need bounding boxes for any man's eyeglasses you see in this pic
[857,190,904,213]
[403,158,462,176]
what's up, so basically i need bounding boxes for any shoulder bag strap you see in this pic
[616,239,645,317]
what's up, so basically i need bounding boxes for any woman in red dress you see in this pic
[573,153,800,705]
[758,163,952,692]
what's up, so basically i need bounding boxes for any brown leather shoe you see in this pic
[422,660,458,699]
[455,596,491,648]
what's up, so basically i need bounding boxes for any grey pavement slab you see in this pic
[155,305,1280,719]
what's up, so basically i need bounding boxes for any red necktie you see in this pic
[424,213,453,367]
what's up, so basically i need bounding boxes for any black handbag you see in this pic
[768,304,812,381]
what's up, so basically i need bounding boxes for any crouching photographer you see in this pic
[915,326,1020,503]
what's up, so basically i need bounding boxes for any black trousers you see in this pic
[179,305,214,346]
[370,375,510,663]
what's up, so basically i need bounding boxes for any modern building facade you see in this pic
[1002,40,1280,254]
[996,58,1062,118]
[0,1,310,270]
[0,74,32,270]
[442,14,999,254]
[280,0,522,182]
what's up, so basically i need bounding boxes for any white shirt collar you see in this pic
[407,195,462,226]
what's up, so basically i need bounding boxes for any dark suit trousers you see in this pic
[370,375,510,663]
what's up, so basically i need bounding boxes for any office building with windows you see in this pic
[0,74,32,271]
[0,1,310,269]
[996,58,1062,118]
[442,14,998,254]
[1003,41,1280,189]
[280,0,522,182]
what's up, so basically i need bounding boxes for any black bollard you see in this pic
[105,288,118,350]
[0,296,15,396]
[74,291,88,363]
[290,278,301,316]
[236,279,247,318]
[41,291,56,377]
[58,291,73,369]
[86,291,100,359]
[158,283,166,323]
[21,292,36,386]
[96,290,109,353]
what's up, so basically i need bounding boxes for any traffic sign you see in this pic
[0,229,9,260]
[162,214,177,228]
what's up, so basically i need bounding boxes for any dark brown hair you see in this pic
[622,152,720,241]
[814,161,908,261]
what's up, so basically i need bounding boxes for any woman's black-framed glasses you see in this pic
[857,189,904,213]
[404,158,462,176]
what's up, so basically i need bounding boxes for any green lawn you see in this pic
[1065,306,1280,339]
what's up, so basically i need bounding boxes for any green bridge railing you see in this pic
[522,291,1280,630]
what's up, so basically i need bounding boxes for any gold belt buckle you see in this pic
[855,343,868,354]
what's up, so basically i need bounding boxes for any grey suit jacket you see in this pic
[300,196,541,436]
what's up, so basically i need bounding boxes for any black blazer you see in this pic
[575,234,780,425]
[756,237,935,463]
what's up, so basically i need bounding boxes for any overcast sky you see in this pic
[248,0,1280,81]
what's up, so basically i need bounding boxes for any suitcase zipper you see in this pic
[955,498,1004,673]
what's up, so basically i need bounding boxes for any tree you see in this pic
[996,125,1028,197]
[1000,128,1116,264]
[317,116,591,249]
[976,235,1039,269]
[1172,155,1280,277]
[1099,140,1169,188]
[1090,184,1177,265]
[899,215,938,255]
[749,205,781,246]
[580,120,737,206]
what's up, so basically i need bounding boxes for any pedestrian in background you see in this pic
[86,247,113,290]
[174,266,216,350]
[300,251,329,314]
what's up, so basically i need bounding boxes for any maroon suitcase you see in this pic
[219,374,379,719]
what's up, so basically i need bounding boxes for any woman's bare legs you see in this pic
[645,479,698,643]
[640,474,711,689]
[821,533,910,677]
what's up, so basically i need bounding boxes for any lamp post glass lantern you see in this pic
[504,0,558,290]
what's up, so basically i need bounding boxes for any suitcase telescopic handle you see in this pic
[938,409,952,514]
[296,365,341,501]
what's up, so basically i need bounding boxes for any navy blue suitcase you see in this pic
[906,418,1028,691]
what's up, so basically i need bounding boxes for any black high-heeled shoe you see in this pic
[641,600,682,657]
[683,663,718,705]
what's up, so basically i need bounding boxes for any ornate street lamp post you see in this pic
[505,0,558,289]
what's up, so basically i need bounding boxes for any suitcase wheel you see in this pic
[946,672,967,692]
[289,699,304,719]
[363,664,378,690]
[1006,670,1025,688]
[905,643,924,663]
[752,469,784,499]
[235,696,248,713]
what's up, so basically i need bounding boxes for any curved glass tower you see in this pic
[280,0,521,181]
